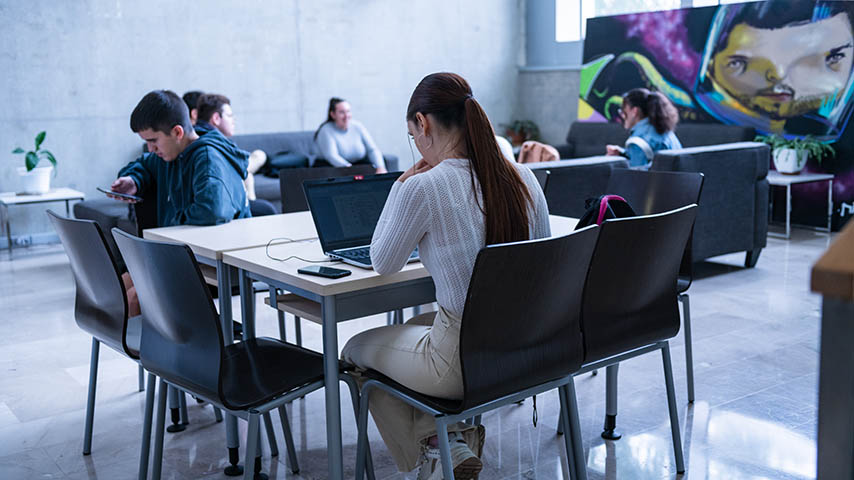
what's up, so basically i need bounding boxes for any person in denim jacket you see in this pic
[606,88,682,167]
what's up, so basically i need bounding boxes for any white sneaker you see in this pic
[416,433,483,480]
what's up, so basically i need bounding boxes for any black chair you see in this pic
[355,226,600,480]
[605,169,704,405]
[112,228,373,480]
[542,162,627,218]
[47,210,146,457]
[566,206,697,477]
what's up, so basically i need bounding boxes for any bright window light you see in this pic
[556,0,581,43]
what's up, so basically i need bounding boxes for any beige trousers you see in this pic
[341,308,475,471]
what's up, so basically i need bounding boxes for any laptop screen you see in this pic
[303,173,400,253]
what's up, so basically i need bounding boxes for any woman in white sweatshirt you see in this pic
[341,72,551,479]
[314,97,388,173]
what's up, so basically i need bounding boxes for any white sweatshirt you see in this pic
[370,158,551,318]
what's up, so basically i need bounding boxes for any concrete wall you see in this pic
[0,0,522,244]
[514,68,580,146]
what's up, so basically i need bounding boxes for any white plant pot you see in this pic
[773,148,808,175]
[17,166,53,194]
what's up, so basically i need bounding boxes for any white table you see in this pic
[223,214,578,479]
[767,171,834,239]
[0,188,85,250]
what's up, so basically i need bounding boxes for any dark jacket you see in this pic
[118,129,251,226]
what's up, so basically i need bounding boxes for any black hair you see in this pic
[130,90,192,134]
[313,97,346,141]
[196,93,231,123]
[623,88,679,134]
[182,91,204,112]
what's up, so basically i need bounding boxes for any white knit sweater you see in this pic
[370,158,551,318]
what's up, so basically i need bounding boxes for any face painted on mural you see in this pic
[711,13,854,119]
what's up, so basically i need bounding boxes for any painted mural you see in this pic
[579,0,854,229]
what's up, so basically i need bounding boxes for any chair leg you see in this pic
[138,372,156,480]
[386,312,393,326]
[745,248,762,268]
[151,377,169,480]
[564,381,588,480]
[558,385,577,478]
[82,338,100,455]
[138,365,145,392]
[601,364,621,440]
[242,413,261,480]
[557,408,565,436]
[680,293,695,403]
[262,412,278,457]
[435,420,455,480]
[277,405,300,474]
[277,310,286,342]
[344,376,375,480]
[213,406,224,422]
[355,386,373,480]
[661,343,686,474]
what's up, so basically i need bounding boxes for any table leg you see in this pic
[828,180,834,233]
[239,269,256,340]
[2,203,11,251]
[322,296,344,480]
[217,259,242,476]
[65,199,70,217]
[786,184,792,239]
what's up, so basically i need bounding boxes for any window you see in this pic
[556,0,682,43]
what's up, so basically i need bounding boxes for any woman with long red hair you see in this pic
[342,73,551,479]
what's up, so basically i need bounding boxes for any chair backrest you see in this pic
[457,226,599,411]
[47,210,134,357]
[543,163,627,217]
[112,229,223,401]
[581,205,697,364]
[605,169,704,283]
[279,164,375,213]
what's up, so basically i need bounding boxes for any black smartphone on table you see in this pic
[97,187,144,203]
[297,265,351,279]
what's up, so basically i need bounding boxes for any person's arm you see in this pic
[624,144,649,167]
[117,153,157,194]
[356,122,386,171]
[316,125,351,167]
[370,178,430,275]
[182,150,243,225]
[518,165,551,239]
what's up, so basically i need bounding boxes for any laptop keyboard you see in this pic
[337,247,371,263]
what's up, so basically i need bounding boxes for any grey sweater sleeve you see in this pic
[316,123,351,167]
[355,122,386,170]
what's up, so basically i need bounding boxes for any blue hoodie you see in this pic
[118,129,251,226]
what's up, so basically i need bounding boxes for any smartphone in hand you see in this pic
[297,265,351,279]
[97,187,143,203]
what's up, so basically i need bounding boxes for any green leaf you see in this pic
[40,150,57,169]
[12,147,24,154]
[34,131,46,150]
[25,151,39,171]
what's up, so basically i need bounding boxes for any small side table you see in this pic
[0,187,85,250]
[767,171,833,239]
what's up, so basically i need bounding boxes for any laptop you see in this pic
[302,173,419,269]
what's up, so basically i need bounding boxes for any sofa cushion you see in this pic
[652,142,769,261]
[674,124,756,148]
[566,122,628,158]
[526,156,630,218]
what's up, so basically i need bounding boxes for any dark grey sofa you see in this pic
[555,121,757,159]
[652,142,770,267]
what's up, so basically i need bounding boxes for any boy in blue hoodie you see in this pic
[110,89,251,226]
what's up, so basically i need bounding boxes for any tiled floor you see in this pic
[0,227,830,479]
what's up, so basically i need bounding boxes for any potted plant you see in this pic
[12,131,57,194]
[501,120,541,146]
[755,134,835,175]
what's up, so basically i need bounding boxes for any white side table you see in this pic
[0,187,85,250]
[767,171,833,239]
